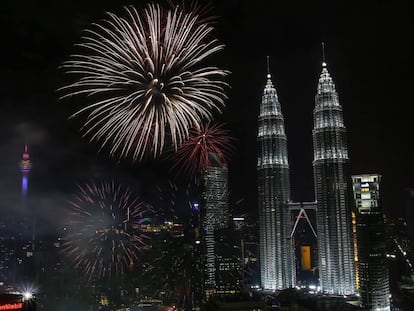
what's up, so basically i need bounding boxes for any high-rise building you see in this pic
[405,189,414,271]
[257,65,294,290]
[233,216,260,291]
[137,221,187,308]
[312,61,355,295]
[0,220,18,292]
[214,227,243,295]
[352,174,390,311]
[188,202,204,309]
[201,152,229,298]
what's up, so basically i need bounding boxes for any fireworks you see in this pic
[168,122,235,180]
[59,3,229,161]
[153,179,197,220]
[61,181,153,281]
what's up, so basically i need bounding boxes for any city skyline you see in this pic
[0,1,413,309]
[0,0,413,227]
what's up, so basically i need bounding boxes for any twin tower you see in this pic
[257,59,355,295]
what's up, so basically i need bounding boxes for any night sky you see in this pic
[0,0,413,231]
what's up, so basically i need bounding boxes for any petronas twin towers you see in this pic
[257,59,355,295]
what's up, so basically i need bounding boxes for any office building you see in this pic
[352,174,390,311]
[312,61,355,295]
[214,227,243,296]
[256,55,357,295]
[257,64,294,290]
[200,152,229,299]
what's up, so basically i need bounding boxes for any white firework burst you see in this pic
[59,3,229,161]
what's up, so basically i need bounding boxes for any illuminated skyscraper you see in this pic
[257,63,294,290]
[214,227,243,295]
[312,61,355,295]
[352,174,390,311]
[201,152,229,298]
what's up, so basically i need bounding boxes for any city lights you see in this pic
[0,1,410,311]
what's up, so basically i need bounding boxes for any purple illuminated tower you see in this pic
[17,144,36,285]
[19,145,32,203]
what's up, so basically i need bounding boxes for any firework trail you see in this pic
[167,0,215,24]
[151,179,197,220]
[59,3,229,161]
[61,181,154,282]
[168,122,235,181]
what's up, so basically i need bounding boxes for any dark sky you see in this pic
[0,0,413,226]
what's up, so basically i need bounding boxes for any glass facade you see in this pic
[352,174,390,311]
[214,228,243,295]
[257,74,295,290]
[312,64,355,295]
[201,153,229,298]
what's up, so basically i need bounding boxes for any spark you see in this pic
[61,180,154,282]
[168,122,235,181]
[59,3,229,161]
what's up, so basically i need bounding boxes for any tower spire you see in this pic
[266,55,271,79]
[321,42,327,67]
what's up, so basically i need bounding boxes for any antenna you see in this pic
[321,42,327,67]
[266,55,271,78]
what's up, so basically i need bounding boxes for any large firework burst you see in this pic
[59,3,229,161]
[168,122,235,180]
[61,181,154,282]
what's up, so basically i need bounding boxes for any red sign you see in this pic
[0,303,23,310]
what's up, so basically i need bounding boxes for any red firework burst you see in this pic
[169,122,235,180]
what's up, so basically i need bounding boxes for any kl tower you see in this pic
[19,144,32,205]
[18,144,36,284]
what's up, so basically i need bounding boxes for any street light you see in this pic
[23,292,33,300]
